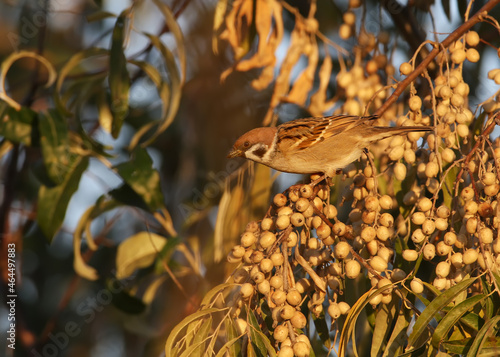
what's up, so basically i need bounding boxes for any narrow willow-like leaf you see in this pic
[73,207,99,280]
[215,336,243,357]
[38,156,88,241]
[178,316,213,357]
[38,109,72,184]
[408,277,478,349]
[165,308,223,357]
[220,318,242,357]
[212,0,229,54]
[442,338,473,354]
[0,51,56,110]
[132,32,180,148]
[383,302,411,357]
[339,285,392,356]
[372,300,396,356]
[73,197,120,280]
[0,103,36,145]
[442,164,459,209]
[131,0,186,147]
[109,9,131,138]
[247,307,276,357]
[195,316,214,356]
[128,58,170,148]
[466,315,500,357]
[55,47,109,115]
[431,294,486,348]
[114,147,165,211]
[151,0,186,82]
[200,283,239,308]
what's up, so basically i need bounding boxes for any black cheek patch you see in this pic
[252,145,268,158]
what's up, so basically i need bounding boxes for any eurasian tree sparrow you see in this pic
[228,115,433,178]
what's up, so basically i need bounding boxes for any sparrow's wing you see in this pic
[278,115,378,150]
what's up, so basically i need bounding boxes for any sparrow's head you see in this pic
[228,127,277,161]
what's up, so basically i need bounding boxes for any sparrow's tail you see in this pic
[372,125,434,141]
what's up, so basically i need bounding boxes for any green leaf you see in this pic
[466,316,500,357]
[38,109,73,184]
[186,316,212,357]
[247,307,276,357]
[200,283,239,308]
[217,319,242,357]
[383,303,411,357]
[109,9,131,138]
[372,300,397,356]
[408,276,478,349]
[442,164,459,209]
[115,231,167,280]
[109,183,150,211]
[0,102,37,146]
[115,147,164,211]
[37,156,89,241]
[442,338,473,354]
[431,294,487,348]
[460,310,483,332]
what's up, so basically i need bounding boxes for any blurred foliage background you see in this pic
[0,0,499,356]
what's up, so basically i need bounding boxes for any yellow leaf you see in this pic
[0,51,56,110]
[309,52,334,116]
[287,38,318,106]
[116,232,167,280]
[255,0,272,56]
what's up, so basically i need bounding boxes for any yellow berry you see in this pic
[403,249,418,262]
[400,62,412,76]
[240,283,254,298]
[370,256,388,272]
[334,241,351,259]
[411,278,424,294]
[345,260,361,279]
[466,31,480,46]
[466,48,480,62]
[273,324,289,342]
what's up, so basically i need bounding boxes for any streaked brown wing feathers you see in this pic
[277,115,378,150]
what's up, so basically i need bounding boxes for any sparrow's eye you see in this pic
[243,141,250,148]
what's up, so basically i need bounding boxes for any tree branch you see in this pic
[374,0,500,117]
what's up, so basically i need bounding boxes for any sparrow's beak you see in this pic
[227,148,243,158]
